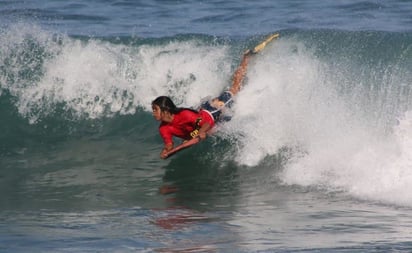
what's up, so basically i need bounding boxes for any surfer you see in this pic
[152,33,279,159]
[152,51,250,159]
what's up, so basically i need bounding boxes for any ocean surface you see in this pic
[1,0,412,252]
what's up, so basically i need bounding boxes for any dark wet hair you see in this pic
[152,96,197,115]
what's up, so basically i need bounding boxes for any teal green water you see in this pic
[2,1,412,251]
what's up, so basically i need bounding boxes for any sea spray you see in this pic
[0,24,231,124]
[222,35,412,206]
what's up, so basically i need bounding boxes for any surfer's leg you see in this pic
[229,33,279,95]
[229,52,251,95]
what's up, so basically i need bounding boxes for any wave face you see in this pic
[1,24,412,206]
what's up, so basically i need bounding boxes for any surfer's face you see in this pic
[152,104,162,121]
[152,104,172,122]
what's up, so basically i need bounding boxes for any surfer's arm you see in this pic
[197,122,212,140]
[163,137,200,159]
[162,123,212,159]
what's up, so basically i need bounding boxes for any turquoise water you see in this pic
[1,1,412,252]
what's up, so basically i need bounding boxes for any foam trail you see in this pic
[226,39,358,166]
[341,111,412,205]
[222,37,412,206]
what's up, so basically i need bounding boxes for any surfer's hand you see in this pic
[197,122,211,141]
[198,132,207,140]
[160,151,169,159]
[160,146,173,159]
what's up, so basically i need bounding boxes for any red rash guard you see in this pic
[159,109,214,146]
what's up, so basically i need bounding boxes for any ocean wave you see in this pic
[2,24,412,205]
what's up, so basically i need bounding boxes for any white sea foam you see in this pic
[0,24,230,122]
[222,38,412,206]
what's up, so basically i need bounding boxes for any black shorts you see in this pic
[200,91,233,122]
